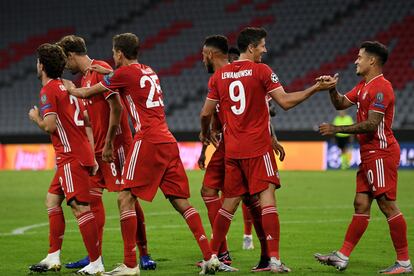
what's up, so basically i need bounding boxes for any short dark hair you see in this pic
[57,35,87,56]
[113,33,139,60]
[204,35,229,54]
[37,43,66,79]
[228,46,240,56]
[360,41,388,65]
[237,27,267,53]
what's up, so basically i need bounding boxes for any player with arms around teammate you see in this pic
[64,33,216,275]
[200,27,333,273]
[57,35,156,271]
[315,41,411,274]
[28,43,104,275]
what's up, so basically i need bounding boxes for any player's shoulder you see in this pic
[369,75,393,94]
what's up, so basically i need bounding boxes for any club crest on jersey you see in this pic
[41,94,47,104]
[103,71,114,85]
[271,73,279,83]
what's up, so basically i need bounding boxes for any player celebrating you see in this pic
[28,43,104,275]
[64,33,216,275]
[200,27,332,273]
[57,35,156,270]
[315,41,412,274]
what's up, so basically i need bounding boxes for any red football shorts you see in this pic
[203,143,225,190]
[122,139,190,201]
[223,147,281,198]
[48,159,91,204]
[89,144,128,192]
[356,148,400,201]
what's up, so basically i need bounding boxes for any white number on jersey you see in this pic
[140,75,164,108]
[69,95,84,126]
[229,80,246,115]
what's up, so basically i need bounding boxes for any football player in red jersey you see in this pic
[200,27,331,273]
[315,41,411,274]
[57,35,156,271]
[28,43,104,275]
[64,33,217,275]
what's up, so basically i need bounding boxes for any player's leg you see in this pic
[29,190,65,273]
[315,165,373,271]
[376,197,412,274]
[134,200,156,270]
[241,202,254,250]
[375,151,411,274]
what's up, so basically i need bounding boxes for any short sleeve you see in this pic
[100,67,127,93]
[258,64,282,93]
[368,84,391,114]
[39,87,57,118]
[206,74,219,101]
[344,87,358,104]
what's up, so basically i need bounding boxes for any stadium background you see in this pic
[0,1,413,275]
[0,0,413,171]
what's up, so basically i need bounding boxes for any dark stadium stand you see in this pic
[0,0,413,142]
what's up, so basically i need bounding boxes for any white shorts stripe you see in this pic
[126,141,142,180]
[266,153,275,176]
[380,158,385,187]
[64,163,74,193]
[118,146,126,170]
[263,154,271,176]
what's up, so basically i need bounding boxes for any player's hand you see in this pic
[198,152,206,170]
[315,73,339,91]
[28,106,41,122]
[319,123,337,136]
[271,137,286,161]
[89,64,113,75]
[62,79,76,91]
[89,159,99,176]
[210,130,221,148]
[199,131,211,146]
[102,142,115,163]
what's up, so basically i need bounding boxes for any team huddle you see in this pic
[27,27,411,275]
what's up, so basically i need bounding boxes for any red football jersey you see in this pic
[207,60,281,159]
[100,63,175,143]
[81,60,132,155]
[39,79,95,166]
[344,74,398,159]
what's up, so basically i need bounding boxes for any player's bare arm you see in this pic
[102,94,123,163]
[198,144,208,170]
[28,106,57,134]
[63,79,108,99]
[269,79,336,110]
[316,74,353,110]
[88,64,113,75]
[270,124,285,161]
[83,110,99,176]
[319,111,383,136]
[200,99,218,146]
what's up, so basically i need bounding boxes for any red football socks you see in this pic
[76,211,100,262]
[47,206,65,253]
[202,195,229,254]
[388,213,410,261]
[135,201,148,257]
[120,210,138,268]
[261,205,280,259]
[246,199,268,257]
[90,191,105,253]
[211,208,234,256]
[183,207,212,261]
[339,214,370,257]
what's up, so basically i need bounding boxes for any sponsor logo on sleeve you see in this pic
[103,71,114,85]
[40,103,52,111]
[271,73,279,83]
[373,92,385,109]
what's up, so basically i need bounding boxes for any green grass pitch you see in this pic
[0,170,413,275]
